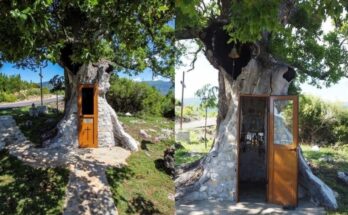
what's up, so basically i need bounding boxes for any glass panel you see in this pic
[274,100,293,145]
[82,88,94,114]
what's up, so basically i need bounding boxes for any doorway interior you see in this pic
[238,95,268,202]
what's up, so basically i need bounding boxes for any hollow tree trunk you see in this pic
[44,60,139,151]
[175,52,337,209]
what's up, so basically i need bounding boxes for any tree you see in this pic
[195,84,218,149]
[0,1,174,151]
[175,0,347,208]
[49,75,64,113]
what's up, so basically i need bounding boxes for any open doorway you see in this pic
[238,95,268,202]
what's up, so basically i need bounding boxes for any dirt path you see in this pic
[0,115,130,214]
[175,117,216,130]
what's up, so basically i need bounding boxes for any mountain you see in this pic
[143,80,172,95]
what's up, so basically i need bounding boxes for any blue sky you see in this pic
[0,62,166,83]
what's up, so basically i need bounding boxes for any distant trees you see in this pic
[107,76,174,118]
[299,95,348,145]
[0,73,42,102]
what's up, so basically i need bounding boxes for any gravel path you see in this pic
[0,115,131,215]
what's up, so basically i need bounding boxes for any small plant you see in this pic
[195,84,218,149]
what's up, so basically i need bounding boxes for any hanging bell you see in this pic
[229,45,240,59]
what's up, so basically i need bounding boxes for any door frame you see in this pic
[237,94,298,205]
[78,83,98,148]
[237,94,270,202]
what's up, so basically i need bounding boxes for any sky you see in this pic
[175,40,348,103]
[0,62,166,83]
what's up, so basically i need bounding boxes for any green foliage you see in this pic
[0,150,69,214]
[49,75,64,93]
[195,84,218,110]
[176,0,348,86]
[107,76,174,117]
[299,95,348,145]
[0,0,174,78]
[0,72,51,102]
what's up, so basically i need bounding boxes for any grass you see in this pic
[0,150,69,215]
[106,115,175,215]
[301,144,348,214]
[0,107,63,147]
[175,127,214,166]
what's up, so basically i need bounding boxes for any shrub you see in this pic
[0,92,17,102]
[107,76,173,117]
[299,95,348,145]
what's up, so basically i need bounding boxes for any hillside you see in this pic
[143,80,172,95]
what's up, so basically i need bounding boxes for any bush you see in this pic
[0,92,17,102]
[162,90,175,118]
[299,95,348,145]
[107,76,174,117]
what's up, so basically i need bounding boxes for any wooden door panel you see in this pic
[268,96,298,206]
[272,148,297,205]
[79,118,94,148]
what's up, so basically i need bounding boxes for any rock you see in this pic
[37,106,48,114]
[125,112,132,116]
[164,146,175,177]
[337,171,348,185]
[311,145,320,151]
[319,156,334,163]
[333,191,339,198]
[168,193,175,201]
[176,131,190,142]
[175,142,184,149]
[139,129,150,139]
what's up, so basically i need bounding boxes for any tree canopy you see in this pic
[0,0,174,78]
[176,0,348,86]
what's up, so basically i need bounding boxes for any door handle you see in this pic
[289,148,297,151]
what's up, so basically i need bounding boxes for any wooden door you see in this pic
[78,84,98,148]
[268,96,298,206]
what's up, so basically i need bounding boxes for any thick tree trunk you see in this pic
[175,57,337,209]
[44,60,139,151]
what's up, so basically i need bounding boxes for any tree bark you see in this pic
[44,60,139,151]
[176,30,337,209]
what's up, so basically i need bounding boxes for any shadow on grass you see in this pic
[126,193,161,215]
[0,150,69,214]
[141,140,155,151]
[106,165,163,214]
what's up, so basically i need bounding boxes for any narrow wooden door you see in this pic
[268,96,298,206]
[78,84,98,148]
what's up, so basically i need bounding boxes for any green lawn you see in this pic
[301,144,348,215]
[0,150,69,215]
[175,127,214,166]
[106,115,175,215]
[0,107,63,147]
